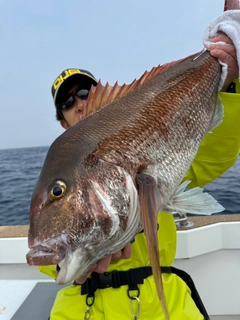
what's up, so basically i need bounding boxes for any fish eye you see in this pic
[49,181,66,200]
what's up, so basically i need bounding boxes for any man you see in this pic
[40,35,240,319]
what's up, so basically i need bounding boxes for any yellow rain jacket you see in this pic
[40,82,240,320]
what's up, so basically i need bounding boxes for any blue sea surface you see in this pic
[204,158,240,215]
[0,146,49,226]
[0,146,239,226]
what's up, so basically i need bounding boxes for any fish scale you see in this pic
[93,54,220,190]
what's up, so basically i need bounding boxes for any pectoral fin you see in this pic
[136,173,169,320]
[164,180,224,215]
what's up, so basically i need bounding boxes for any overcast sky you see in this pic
[0,0,224,150]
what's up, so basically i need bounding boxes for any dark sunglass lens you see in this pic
[61,96,75,110]
[76,89,89,100]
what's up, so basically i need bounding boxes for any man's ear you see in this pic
[60,119,70,130]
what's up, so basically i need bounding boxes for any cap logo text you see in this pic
[53,69,81,91]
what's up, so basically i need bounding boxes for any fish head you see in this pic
[26,141,141,284]
[27,174,97,283]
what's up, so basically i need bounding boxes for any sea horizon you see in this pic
[0,146,239,226]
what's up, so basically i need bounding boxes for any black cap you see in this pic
[51,68,98,106]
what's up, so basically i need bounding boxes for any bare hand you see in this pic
[75,243,132,285]
[206,33,239,91]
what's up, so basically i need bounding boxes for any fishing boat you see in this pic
[0,214,239,320]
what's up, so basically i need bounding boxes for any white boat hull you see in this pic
[0,218,239,320]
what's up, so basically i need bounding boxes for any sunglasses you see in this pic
[56,88,89,111]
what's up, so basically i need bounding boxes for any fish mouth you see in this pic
[26,235,89,285]
[26,235,68,266]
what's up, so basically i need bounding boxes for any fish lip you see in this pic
[26,235,68,266]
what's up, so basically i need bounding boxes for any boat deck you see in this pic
[0,280,59,320]
[177,213,240,229]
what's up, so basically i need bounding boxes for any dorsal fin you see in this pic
[83,52,198,118]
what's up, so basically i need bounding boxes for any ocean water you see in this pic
[0,146,239,226]
[0,146,49,226]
